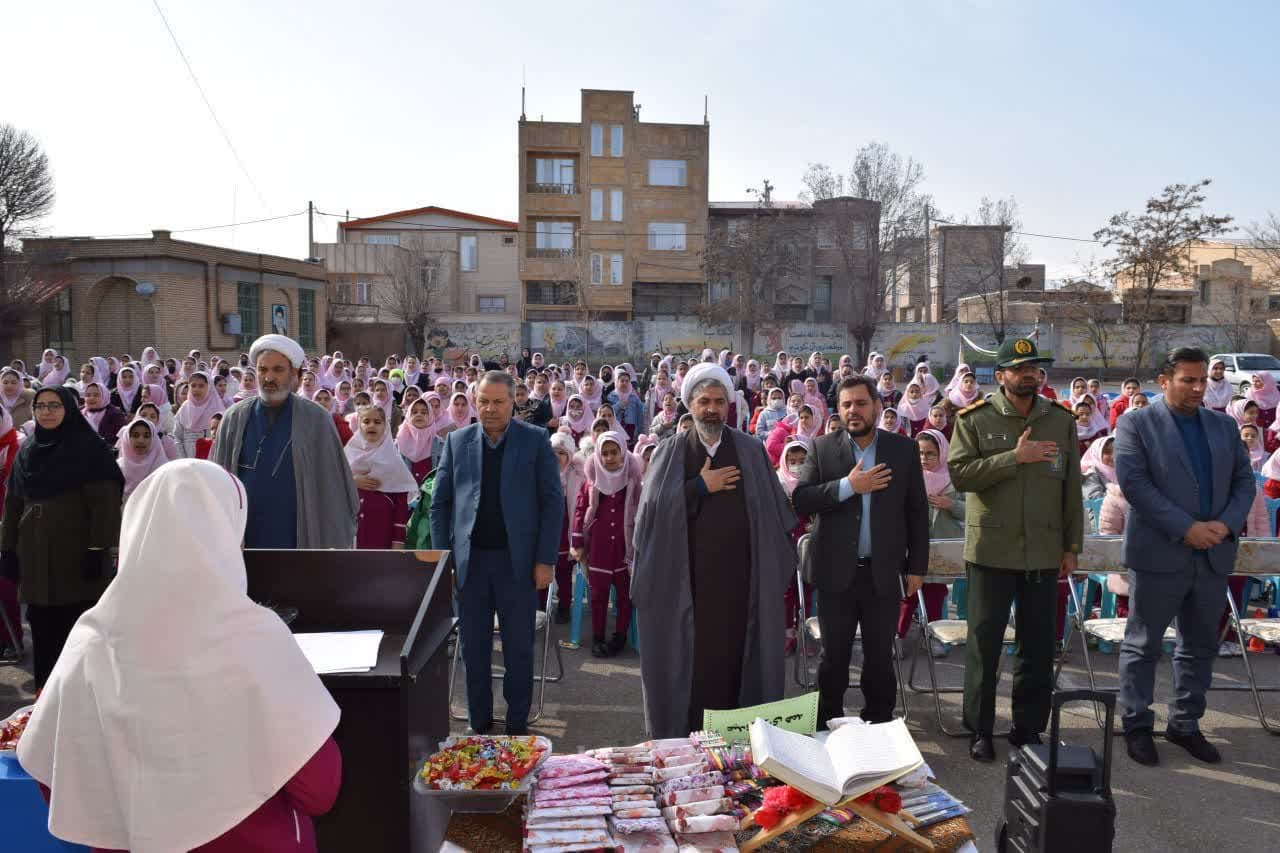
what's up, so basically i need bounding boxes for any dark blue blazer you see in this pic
[429,418,564,589]
[1113,396,1255,575]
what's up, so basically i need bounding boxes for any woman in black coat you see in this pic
[1,386,123,687]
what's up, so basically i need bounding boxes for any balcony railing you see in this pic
[526,182,579,195]
[526,247,577,260]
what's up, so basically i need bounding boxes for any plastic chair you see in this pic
[448,574,563,725]
[1084,498,1105,535]
[1265,497,1280,537]
[1255,471,1267,488]
[569,562,638,649]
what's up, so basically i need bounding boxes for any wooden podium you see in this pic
[244,548,454,853]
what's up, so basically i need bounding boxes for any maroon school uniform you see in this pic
[783,512,812,635]
[408,456,432,486]
[906,417,927,437]
[572,481,632,640]
[355,489,409,549]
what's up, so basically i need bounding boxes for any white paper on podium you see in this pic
[293,630,385,674]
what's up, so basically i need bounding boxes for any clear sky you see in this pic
[5,0,1277,279]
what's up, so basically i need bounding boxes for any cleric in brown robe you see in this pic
[632,363,798,737]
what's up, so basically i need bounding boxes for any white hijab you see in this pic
[345,417,420,495]
[18,460,340,853]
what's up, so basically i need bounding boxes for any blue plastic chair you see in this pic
[569,563,639,649]
[1256,471,1268,488]
[1084,498,1105,535]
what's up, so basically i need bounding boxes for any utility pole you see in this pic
[307,200,314,259]
[923,203,931,321]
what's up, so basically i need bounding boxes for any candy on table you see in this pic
[539,770,609,789]
[659,786,725,807]
[652,746,701,764]
[526,804,615,819]
[666,814,739,834]
[673,830,738,852]
[687,730,727,749]
[525,816,608,830]
[533,784,611,802]
[610,773,654,785]
[613,792,659,803]
[538,755,608,778]
[652,759,708,783]
[524,826,613,846]
[609,784,655,795]
[646,737,695,749]
[610,816,670,835]
[657,771,724,796]
[659,799,733,820]
[613,806,663,819]
[420,734,546,790]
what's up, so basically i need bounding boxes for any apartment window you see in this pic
[478,296,506,314]
[590,123,603,156]
[355,280,371,304]
[43,289,73,351]
[610,125,623,157]
[591,189,604,221]
[1199,279,1211,305]
[648,159,688,187]
[610,254,623,285]
[708,280,731,302]
[814,275,832,323]
[526,281,578,306]
[502,235,515,245]
[236,282,261,349]
[297,289,316,350]
[647,222,687,251]
[460,235,478,271]
[610,189,623,222]
[533,158,575,190]
[590,253,603,285]
[774,304,807,321]
[632,282,702,317]
[816,225,834,249]
[852,222,869,249]
[365,233,399,246]
[534,221,575,250]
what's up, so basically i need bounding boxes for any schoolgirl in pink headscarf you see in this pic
[863,351,887,382]
[116,418,169,502]
[112,366,143,414]
[560,394,594,444]
[879,408,909,436]
[548,379,569,419]
[579,375,603,411]
[802,377,828,422]
[396,397,437,486]
[1246,373,1280,430]
[370,379,396,422]
[1081,434,1117,487]
[771,352,789,381]
[299,371,319,401]
[947,372,981,409]
[896,379,932,436]
[174,371,224,457]
[43,356,71,388]
[1204,358,1233,412]
[912,362,939,398]
[1240,425,1266,472]
[945,363,972,395]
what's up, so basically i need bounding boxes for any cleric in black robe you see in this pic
[631,364,797,737]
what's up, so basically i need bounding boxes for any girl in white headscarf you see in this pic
[116,417,169,502]
[17,460,341,853]
[347,404,418,548]
[1204,357,1233,412]
[863,351,887,381]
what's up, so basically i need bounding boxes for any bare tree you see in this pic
[1,125,56,322]
[380,234,448,359]
[700,180,810,350]
[1056,257,1121,371]
[801,143,931,361]
[1095,180,1232,371]
[1197,264,1266,352]
[1245,211,1280,290]
[942,196,1028,343]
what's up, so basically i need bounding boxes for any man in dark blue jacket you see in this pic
[431,372,563,735]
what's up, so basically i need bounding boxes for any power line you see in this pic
[66,210,307,240]
[150,0,268,208]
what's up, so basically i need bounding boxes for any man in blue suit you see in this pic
[1114,346,1254,766]
[430,371,563,734]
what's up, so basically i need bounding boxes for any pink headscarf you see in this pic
[115,367,141,411]
[918,428,951,495]
[1204,358,1232,410]
[913,363,939,397]
[549,386,568,418]
[1242,429,1266,471]
[447,392,475,428]
[1072,392,1109,436]
[772,352,789,381]
[945,364,972,394]
[579,377,602,410]
[116,418,168,500]
[1227,399,1256,427]
[0,406,13,469]
[947,377,980,409]
[1261,446,1280,481]
[175,372,224,432]
[563,394,593,434]
[1081,435,1117,484]
[370,380,395,421]
[1247,373,1280,410]
[142,383,169,409]
[795,405,823,438]
[775,437,810,497]
[897,380,932,423]
[81,382,110,431]
[0,368,24,410]
[585,431,637,496]
[395,399,437,463]
[744,360,762,392]
[802,378,827,420]
[345,412,419,495]
[879,410,908,436]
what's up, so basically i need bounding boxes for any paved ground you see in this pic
[5,605,1277,852]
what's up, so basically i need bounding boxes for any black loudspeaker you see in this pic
[996,689,1117,853]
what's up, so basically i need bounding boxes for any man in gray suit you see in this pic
[1114,346,1255,766]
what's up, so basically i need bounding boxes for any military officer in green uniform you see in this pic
[948,337,1083,762]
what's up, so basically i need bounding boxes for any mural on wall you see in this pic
[754,324,848,357]
[425,323,521,363]
[532,322,633,359]
[641,321,736,359]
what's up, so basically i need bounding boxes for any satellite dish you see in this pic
[135,281,156,297]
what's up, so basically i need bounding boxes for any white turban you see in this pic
[681,363,735,402]
[248,334,306,369]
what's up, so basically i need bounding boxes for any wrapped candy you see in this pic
[673,830,738,852]
[527,804,614,819]
[540,770,609,789]
[659,786,725,807]
[666,814,739,833]
[653,760,708,783]
[613,806,663,819]
[525,816,608,830]
[659,799,732,820]
[539,755,607,778]
[534,784,611,802]
[658,771,723,796]
[611,817,670,835]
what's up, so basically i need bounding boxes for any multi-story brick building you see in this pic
[929,225,1045,322]
[518,89,709,320]
[13,230,327,365]
[313,205,520,356]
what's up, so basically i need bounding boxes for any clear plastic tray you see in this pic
[412,735,552,812]
[0,705,34,755]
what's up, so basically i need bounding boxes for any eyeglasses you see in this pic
[33,402,64,412]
